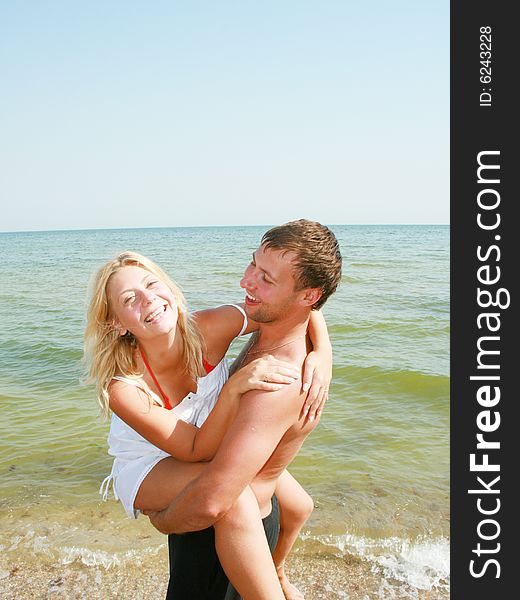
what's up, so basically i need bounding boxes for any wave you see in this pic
[59,545,164,569]
[330,321,449,337]
[2,528,164,569]
[300,532,450,592]
[4,526,449,594]
[334,364,449,393]
[0,339,82,363]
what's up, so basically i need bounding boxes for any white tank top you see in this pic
[99,305,247,518]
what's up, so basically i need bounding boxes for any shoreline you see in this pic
[1,549,449,600]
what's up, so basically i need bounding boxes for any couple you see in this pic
[85,220,342,599]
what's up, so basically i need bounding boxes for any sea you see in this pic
[0,225,449,598]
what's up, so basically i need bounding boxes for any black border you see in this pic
[451,1,516,597]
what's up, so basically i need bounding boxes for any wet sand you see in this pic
[0,549,448,600]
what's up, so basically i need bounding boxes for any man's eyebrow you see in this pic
[252,251,277,282]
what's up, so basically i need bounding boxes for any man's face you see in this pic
[239,244,301,323]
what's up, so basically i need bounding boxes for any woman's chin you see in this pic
[139,319,175,339]
[154,318,178,336]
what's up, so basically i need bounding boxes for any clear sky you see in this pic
[1,1,448,232]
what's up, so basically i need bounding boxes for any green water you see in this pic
[0,225,449,594]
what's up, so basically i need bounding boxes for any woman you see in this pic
[85,251,331,600]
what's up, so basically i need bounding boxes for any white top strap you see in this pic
[221,303,248,337]
[112,375,144,387]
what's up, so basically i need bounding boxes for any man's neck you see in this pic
[252,314,310,355]
[229,312,311,375]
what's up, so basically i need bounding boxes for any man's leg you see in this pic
[166,496,280,600]
[167,528,229,600]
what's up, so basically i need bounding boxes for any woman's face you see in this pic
[107,266,178,341]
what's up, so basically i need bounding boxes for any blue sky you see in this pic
[0,1,448,231]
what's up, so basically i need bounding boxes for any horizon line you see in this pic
[0,223,450,235]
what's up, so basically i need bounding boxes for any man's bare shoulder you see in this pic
[238,376,307,429]
[236,341,310,426]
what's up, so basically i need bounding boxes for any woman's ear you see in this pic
[111,319,127,336]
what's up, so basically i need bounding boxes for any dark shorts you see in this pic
[166,495,280,600]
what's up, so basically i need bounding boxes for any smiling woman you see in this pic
[84,251,205,419]
[109,267,179,338]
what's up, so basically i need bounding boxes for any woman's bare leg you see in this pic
[135,457,284,600]
[134,456,206,511]
[214,486,285,600]
[272,470,314,600]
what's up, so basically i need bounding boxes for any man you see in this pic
[149,219,342,599]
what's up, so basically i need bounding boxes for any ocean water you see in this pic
[0,225,449,597]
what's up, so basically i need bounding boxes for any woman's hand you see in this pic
[301,347,332,422]
[227,355,300,396]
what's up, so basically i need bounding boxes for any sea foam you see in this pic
[300,532,450,593]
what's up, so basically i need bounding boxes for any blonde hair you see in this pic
[83,251,205,419]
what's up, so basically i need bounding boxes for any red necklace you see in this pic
[138,348,173,410]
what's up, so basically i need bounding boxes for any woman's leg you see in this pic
[272,470,314,600]
[215,486,285,600]
[135,457,285,600]
[134,456,205,511]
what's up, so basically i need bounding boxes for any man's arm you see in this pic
[146,381,304,534]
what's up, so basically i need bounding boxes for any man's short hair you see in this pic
[261,219,342,310]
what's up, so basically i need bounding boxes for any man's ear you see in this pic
[300,288,322,307]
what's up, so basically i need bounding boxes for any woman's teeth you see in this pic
[145,306,165,322]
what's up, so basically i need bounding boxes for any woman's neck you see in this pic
[137,330,184,375]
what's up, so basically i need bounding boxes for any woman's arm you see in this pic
[302,310,333,421]
[194,304,256,366]
[108,357,299,463]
